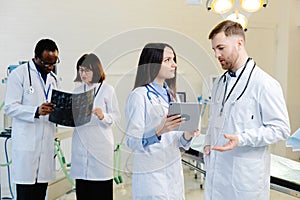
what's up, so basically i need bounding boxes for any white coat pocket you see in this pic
[13,122,36,151]
[232,156,263,192]
[233,98,259,130]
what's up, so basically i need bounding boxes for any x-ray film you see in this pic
[49,89,94,127]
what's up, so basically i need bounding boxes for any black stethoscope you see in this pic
[215,57,256,115]
[27,62,57,101]
[83,81,103,98]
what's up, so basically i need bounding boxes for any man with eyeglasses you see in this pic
[4,38,60,200]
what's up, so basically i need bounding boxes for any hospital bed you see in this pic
[181,149,205,189]
[270,154,300,198]
[181,134,206,188]
[181,134,300,198]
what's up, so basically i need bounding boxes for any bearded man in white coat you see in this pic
[5,39,59,200]
[203,20,290,200]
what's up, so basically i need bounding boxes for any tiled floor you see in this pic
[55,165,300,200]
[56,165,205,200]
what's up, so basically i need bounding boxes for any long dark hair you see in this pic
[74,53,106,83]
[133,43,177,94]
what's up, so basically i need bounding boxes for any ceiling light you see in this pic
[226,11,248,30]
[211,0,234,14]
[240,0,264,12]
[206,0,268,30]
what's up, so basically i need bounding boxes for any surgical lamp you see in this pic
[206,0,268,30]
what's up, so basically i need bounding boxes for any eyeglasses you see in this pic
[79,68,92,74]
[39,57,60,68]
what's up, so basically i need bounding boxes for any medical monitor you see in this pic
[176,92,186,102]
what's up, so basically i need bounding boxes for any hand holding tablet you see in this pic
[167,102,202,132]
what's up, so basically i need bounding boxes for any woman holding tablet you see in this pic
[125,43,200,200]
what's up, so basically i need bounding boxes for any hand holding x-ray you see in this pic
[38,102,56,116]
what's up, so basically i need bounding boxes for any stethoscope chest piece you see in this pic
[28,86,34,94]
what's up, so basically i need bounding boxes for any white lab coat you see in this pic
[4,60,58,184]
[204,59,290,200]
[125,86,191,200]
[70,82,120,180]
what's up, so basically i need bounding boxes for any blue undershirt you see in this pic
[142,81,191,147]
[33,59,48,118]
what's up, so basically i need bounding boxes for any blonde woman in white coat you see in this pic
[70,53,120,200]
[125,43,200,200]
[4,39,59,200]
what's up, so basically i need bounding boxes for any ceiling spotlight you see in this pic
[240,0,264,13]
[226,11,248,30]
[206,0,268,30]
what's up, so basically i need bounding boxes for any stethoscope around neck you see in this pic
[27,62,57,95]
[83,81,103,98]
[146,84,160,103]
[145,84,170,117]
[145,84,171,104]
[215,58,256,114]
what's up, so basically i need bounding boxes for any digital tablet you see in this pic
[167,102,201,132]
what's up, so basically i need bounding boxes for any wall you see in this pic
[286,0,300,160]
